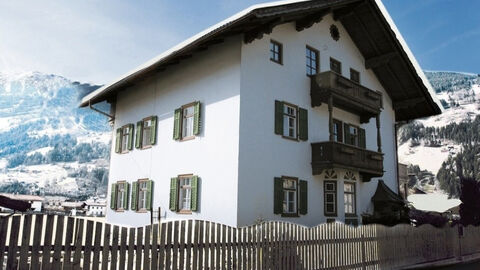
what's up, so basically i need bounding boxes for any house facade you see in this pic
[81,0,442,227]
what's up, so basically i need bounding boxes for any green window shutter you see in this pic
[193,102,201,135]
[123,183,130,210]
[274,101,284,135]
[274,177,283,214]
[127,124,134,150]
[191,176,199,211]
[358,128,366,149]
[150,116,158,145]
[131,181,138,211]
[115,128,122,153]
[173,108,182,140]
[299,180,308,215]
[135,121,143,149]
[344,123,351,145]
[146,180,153,211]
[169,178,178,211]
[298,108,308,141]
[110,184,117,210]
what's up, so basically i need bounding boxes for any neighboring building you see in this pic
[0,193,44,212]
[62,202,86,216]
[81,0,442,227]
[85,197,107,216]
[398,163,409,199]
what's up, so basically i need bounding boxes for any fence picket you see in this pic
[192,220,199,270]
[119,227,128,270]
[144,225,151,270]
[111,226,120,270]
[151,224,159,270]
[165,221,173,269]
[158,223,166,270]
[19,214,32,269]
[101,223,112,270]
[186,220,192,270]
[6,215,21,269]
[127,227,135,270]
[52,215,65,269]
[92,221,103,270]
[73,219,84,270]
[135,227,143,269]
[83,220,95,270]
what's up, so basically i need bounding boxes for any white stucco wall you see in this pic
[106,37,242,227]
[237,15,398,226]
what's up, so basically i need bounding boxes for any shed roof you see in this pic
[80,0,442,121]
[371,180,405,204]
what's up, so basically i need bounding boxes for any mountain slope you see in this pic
[398,71,480,198]
[0,72,111,197]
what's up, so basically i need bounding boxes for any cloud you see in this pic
[421,28,480,57]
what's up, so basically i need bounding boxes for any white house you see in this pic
[85,197,107,217]
[80,0,442,228]
[0,193,44,212]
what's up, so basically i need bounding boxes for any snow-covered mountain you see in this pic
[398,71,480,199]
[0,72,111,198]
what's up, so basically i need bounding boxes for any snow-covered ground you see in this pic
[27,146,53,156]
[398,139,461,174]
[408,193,461,213]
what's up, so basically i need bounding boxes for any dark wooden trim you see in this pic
[365,52,398,69]
[295,9,330,31]
[329,57,342,75]
[305,45,320,76]
[349,68,360,84]
[269,39,283,65]
[281,176,299,216]
[244,18,284,44]
[324,180,337,217]
[392,97,425,110]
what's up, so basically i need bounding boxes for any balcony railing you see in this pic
[310,71,382,123]
[311,141,384,182]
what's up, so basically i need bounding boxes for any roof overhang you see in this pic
[80,0,442,122]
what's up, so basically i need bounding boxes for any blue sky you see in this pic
[0,0,478,84]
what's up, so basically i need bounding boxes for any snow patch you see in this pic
[408,192,461,213]
[27,147,53,156]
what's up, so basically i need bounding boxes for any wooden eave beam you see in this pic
[365,52,398,69]
[295,9,330,32]
[393,97,425,110]
[244,17,284,43]
[332,1,365,21]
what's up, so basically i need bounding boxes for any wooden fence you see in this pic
[1,214,480,270]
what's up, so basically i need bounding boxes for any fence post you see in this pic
[457,224,463,261]
[361,233,366,270]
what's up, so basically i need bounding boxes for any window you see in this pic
[347,125,358,146]
[138,180,148,210]
[306,46,319,75]
[270,40,282,64]
[333,119,343,143]
[275,101,308,141]
[136,116,157,149]
[350,68,360,83]
[330,58,342,74]
[115,124,133,154]
[283,104,297,139]
[173,102,201,141]
[344,182,356,216]
[114,181,128,211]
[274,177,307,216]
[179,176,192,211]
[182,105,195,139]
[283,178,298,214]
[169,175,199,213]
[324,181,337,216]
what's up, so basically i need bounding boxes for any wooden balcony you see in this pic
[311,141,384,182]
[310,71,382,123]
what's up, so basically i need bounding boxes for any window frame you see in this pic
[350,68,360,84]
[282,176,299,217]
[324,180,337,217]
[282,102,299,141]
[136,178,149,212]
[344,181,357,217]
[115,181,127,212]
[180,102,197,141]
[177,174,194,214]
[346,124,359,147]
[141,116,154,149]
[269,40,283,65]
[330,57,342,75]
[333,119,343,143]
[306,46,319,76]
[120,125,131,154]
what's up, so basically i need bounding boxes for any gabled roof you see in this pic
[80,0,442,121]
[371,180,405,204]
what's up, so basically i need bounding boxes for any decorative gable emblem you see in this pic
[330,24,340,41]
[344,171,357,181]
[324,169,338,179]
